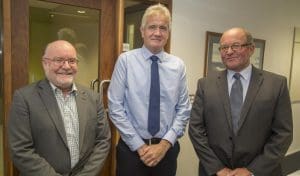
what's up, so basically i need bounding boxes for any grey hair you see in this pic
[140,3,171,30]
[244,29,254,45]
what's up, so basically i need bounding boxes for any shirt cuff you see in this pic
[125,135,145,151]
[162,129,177,146]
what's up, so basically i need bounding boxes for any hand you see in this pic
[137,144,149,157]
[227,168,252,176]
[216,167,232,176]
[140,139,171,167]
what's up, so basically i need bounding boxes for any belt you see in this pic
[143,138,161,145]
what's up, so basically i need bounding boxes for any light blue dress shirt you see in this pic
[108,46,191,151]
[227,64,252,102]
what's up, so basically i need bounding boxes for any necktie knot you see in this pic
[233,73,242,80]
[150,55,159,62]
[233,73,241,80]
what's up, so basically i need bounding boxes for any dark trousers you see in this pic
[116,139,180,176]
[199,162,210,176]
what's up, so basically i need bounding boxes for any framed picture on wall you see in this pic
[204,31,266,76]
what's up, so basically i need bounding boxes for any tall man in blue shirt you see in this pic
[108,3,191,176]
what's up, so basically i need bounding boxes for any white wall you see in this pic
[290,28,300,102]
[170,0,300,175]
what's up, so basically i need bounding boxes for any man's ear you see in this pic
[140,27,144,39]
[249,44,255,56]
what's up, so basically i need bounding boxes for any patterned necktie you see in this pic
[230,73,243,135]
[148,55,160,136]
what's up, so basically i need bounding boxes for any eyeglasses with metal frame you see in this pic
[43,57,79,66]
[219,43,252,53]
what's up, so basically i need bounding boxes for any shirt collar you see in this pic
[227,64,252,81]
[49,81,78,95]
[141,45,167,62]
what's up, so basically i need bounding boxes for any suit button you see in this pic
[229,136,233,140]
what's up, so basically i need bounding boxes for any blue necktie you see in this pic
[230,73,243,135]
[148,55,160,136]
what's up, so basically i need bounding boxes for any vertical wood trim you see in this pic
[109,0,124,176]
[116,0,124,55]
[5,0,29,175]
[99,0,117,176]
[11,0,29,90]
[3,0,13,175]
[100,0,117,81]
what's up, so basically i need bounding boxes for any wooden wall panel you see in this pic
[100,0,117,80]
[3,0,13,175]
[11,0,29,90]
[99,0,117,175]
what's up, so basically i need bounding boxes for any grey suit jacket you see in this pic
[189,67,293,176]
[8,79,111,176]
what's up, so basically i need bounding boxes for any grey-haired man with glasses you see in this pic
[189,27,292,176]
[8,40,111,176]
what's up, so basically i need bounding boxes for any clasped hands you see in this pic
[137,139,171,167]
[217,167,253,176]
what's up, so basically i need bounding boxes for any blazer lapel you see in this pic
[238,67,263,131]
[38,80,68,147]
[75,88,88,153]
[216,70,233,130]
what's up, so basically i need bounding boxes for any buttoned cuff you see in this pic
[162,129,177,146]
[124,135,145,151]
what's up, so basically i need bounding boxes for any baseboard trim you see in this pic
[282,151,300,175]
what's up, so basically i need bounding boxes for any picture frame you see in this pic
[204,31,266,76]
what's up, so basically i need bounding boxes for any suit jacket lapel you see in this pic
[216,70,233,130]
[238,67,263,131]
[38,80,68,147]
[75,87,88,153]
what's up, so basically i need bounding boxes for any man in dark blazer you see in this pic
[189,28,293,176]
[8,40,111,176]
